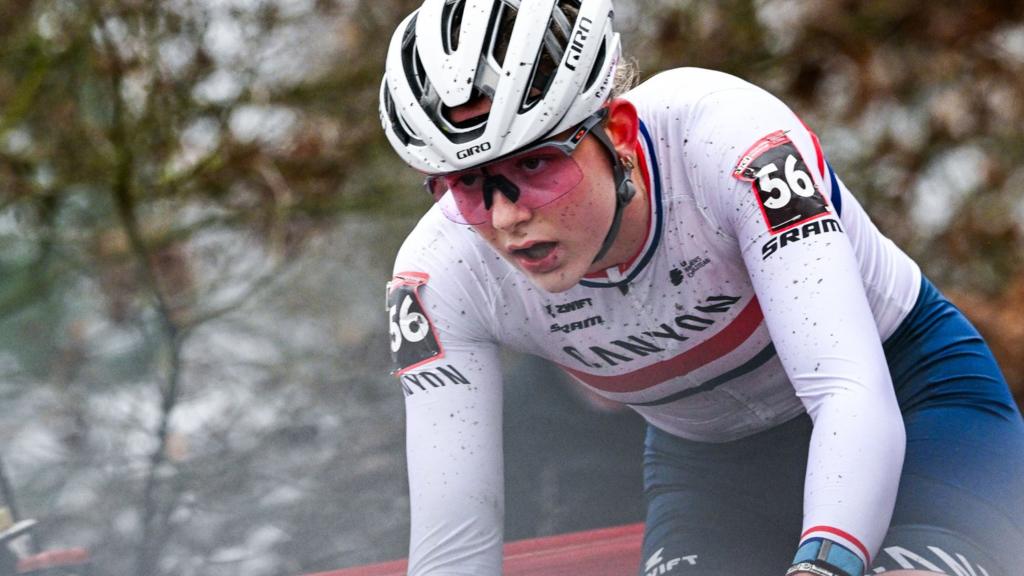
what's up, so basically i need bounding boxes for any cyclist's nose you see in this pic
[488,188,532,231]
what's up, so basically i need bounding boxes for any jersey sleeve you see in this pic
[683,86,906,569]
[388,222,505,575]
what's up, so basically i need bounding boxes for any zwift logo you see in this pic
[644,547,698,576]
[544,297,594,318]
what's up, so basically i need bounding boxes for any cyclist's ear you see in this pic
[604,98,639,158]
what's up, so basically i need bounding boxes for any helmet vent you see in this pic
[411,51,428,98]
[400,13,430,102]
[441,0,467,54]
[583,38,606,92]
[383,82,423,147]
[519,2,578,112]
[401,41,429,102]
[489,2,517,68]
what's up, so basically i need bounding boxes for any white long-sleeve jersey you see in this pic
[387,68,919,575]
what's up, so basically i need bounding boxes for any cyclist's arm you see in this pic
[402,338,504,576]
[685,85,905,572]
[388,229,506,576]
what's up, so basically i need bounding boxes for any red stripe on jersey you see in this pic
[801,525,871,565]
[558,297,764,393]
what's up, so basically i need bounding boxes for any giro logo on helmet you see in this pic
[565,17,593,71]
[456,142,492,160]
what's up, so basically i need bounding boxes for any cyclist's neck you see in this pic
[586,152,651,278]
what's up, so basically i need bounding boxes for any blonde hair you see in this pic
[611,56,641,99]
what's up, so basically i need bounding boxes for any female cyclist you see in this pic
[379,1,1024,575]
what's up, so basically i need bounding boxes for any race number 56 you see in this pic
[386,274,441,372]
[733,131,829,234]
[756,154,815,209]
[390,293,429,352]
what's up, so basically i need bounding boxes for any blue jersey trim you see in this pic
[629,343,777,407]
[827,161,843,217]
[580,119,664,289]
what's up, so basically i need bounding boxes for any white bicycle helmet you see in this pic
[380,0,621,174]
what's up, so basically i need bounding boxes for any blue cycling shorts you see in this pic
[640,277,1024,576]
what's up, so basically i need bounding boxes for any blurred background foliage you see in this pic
[0,0,1020,575]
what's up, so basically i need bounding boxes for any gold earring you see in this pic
[621,156,634,171]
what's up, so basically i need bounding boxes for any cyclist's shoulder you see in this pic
[393,206,508,292]
[397,206,475,263]
[626,67,764,110]
[626,67,793,154]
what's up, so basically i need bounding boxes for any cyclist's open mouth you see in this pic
[512,241,559,272]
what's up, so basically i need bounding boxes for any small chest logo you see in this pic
[669,256,711,286]
[545,297,601,334]
[544,297,593,318]
[550,316,604,334]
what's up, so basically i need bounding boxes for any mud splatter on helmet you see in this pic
[380,0,620,174]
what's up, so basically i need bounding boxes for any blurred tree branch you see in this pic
[88,3,187,573]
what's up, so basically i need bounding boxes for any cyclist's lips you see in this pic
[508,241,559,273]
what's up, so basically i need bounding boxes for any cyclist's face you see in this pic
[447,98,640,293]
[471,134,618,293]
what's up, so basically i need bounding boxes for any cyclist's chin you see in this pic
[512,248,590,293]
[522,268,581,293]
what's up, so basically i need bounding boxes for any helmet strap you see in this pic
[590,125,637,265]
